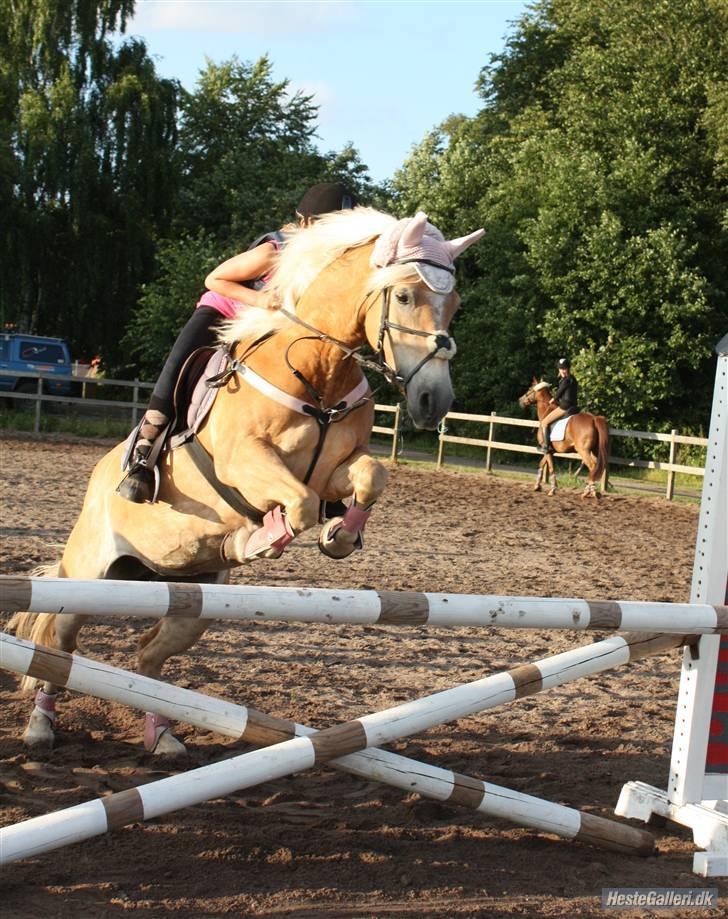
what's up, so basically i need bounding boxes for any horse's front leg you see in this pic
[546,454,558,496]
[318,450,389,559]
[219,439,321,563]
[534,457,546,492]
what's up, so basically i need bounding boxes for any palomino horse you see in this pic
[518,379,610,498]
[13,208,484,754]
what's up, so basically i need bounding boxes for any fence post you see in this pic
[34,377,42,434]
[666,428,677,501]
[485,410,495,473]
[600,427,611,493]
[131,381,140,428]
[389,404,401,464]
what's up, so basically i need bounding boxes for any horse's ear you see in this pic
[531,376,538,385]
[400,211,428,248]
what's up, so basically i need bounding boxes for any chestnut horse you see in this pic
[13,207,483,754]
[518,379,610,498]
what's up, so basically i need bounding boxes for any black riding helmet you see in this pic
[296,182,358,220]
[557,357,571,370]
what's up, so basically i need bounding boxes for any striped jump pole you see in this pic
[0,631,653,858]
[2,575,727,634]
[0,629,688,864]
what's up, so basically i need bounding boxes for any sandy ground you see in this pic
[0,434,724,918]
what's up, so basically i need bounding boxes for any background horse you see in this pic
[518,379,610,498]
[13,207,482,754]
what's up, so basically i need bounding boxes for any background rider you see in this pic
[539,357,578,452]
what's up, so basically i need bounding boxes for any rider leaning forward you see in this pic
[117,182,358,503]
[539,357,579,453]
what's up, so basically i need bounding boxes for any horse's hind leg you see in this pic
[21,612,89,751]
[135,574,226,753]
[581,451,599,499]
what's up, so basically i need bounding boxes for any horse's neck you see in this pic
[269,243,373,404]
[248,329,364,404]
[535,393,552,419]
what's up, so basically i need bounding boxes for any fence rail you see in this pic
[1,370,706,500]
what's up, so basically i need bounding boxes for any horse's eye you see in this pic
[395,291,409,305]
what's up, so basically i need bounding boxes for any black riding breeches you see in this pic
[148,306,223,417]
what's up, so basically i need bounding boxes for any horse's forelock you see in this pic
[367,263,421,296]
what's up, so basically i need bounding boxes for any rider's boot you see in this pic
[117,410,169,503]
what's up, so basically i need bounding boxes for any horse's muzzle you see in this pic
[407,377,454,430]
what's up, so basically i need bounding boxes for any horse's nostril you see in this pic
[419,391,432,415]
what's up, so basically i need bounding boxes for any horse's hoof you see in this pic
[23,711,55,751]
[533,484,541,492]
[152,731,187,756]
[547,488,556,497]
[144,712,186,755]
[318,517,362,559]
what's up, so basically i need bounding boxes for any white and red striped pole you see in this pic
[1,629,685,864]
[2,575,726,633]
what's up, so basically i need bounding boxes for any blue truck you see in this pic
[0,333,74,404]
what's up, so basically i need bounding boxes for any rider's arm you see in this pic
[205,243,278,308]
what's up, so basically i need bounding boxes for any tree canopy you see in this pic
[392,0,728,430]
[3,0,726,434]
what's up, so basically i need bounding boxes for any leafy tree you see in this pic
[392,0,728,432]
[1,0,179,366]
[122,56,377,375]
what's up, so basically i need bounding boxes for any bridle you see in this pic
[278,269,457,397]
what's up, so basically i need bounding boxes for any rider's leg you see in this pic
[539,406,566,452]
[118,307,223,503]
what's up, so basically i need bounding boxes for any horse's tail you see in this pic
[9,563,61,693]
[593,415,610,484]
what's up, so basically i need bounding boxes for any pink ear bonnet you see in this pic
[371,211,485,292]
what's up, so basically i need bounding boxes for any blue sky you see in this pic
[126,0,529,182]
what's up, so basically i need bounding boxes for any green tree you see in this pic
[122,56,377,374]
[1,0,179,365]
[392,0,728,431]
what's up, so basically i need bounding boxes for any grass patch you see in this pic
[0,408,132,439]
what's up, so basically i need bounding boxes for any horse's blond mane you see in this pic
[220,207,419,345]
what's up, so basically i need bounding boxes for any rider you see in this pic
[539,357,579,452]
[117,181,358,503]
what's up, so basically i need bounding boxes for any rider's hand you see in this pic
[259,289,281,310]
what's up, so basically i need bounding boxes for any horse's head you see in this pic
[366,212,484,430]
[518,378,551,409]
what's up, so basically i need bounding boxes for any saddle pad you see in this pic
[186,349,228,432]
[550,414,573,443]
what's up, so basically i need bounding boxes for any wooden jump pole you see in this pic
[1,629,687,864]
[2,575,726,634]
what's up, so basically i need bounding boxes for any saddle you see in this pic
[121,347,248,507]
[547,407,579,445]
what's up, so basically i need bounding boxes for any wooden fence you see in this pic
[436,410,706,500]
[1,371,705,500]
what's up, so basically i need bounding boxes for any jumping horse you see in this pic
[13,208,484,754]
[518,379,610,498]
